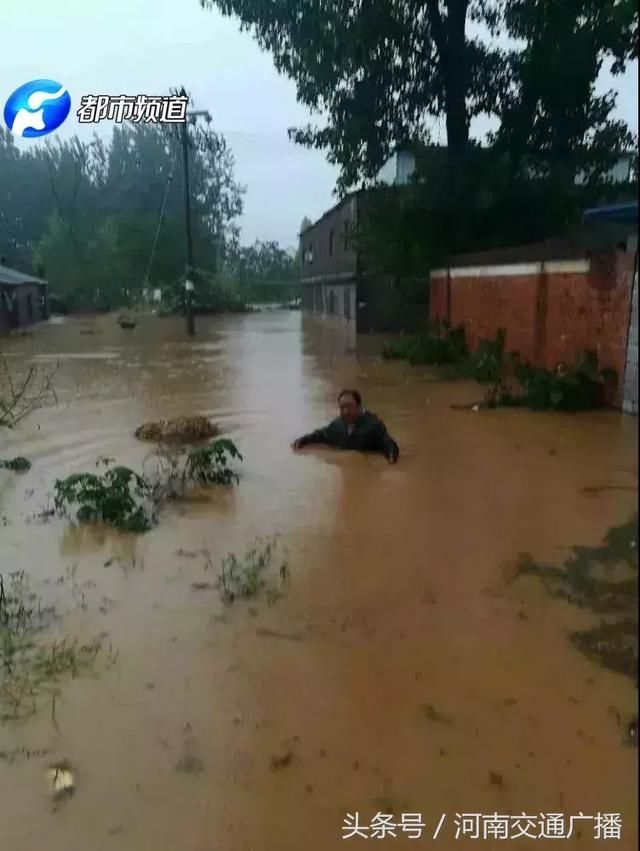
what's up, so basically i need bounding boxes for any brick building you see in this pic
[300,194,359,326]
[0,262,49,333]
[300,147,431,336]
[429,219,638,410]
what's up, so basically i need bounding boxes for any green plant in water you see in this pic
[219,537,289,604]
[461,329,506,384]
[55,440,243,533]
[513,351,608,411]
[1,571,115,722]
[186,439,243,486]
[0,457,31,472]
[54,465,155,533]
[382,324,468,366]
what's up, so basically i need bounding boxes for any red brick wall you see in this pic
[544,254,633,389]
[429,249,635,405]
[430,275,448,323]
[450,273,540,361]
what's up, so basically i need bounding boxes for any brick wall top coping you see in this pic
[431,259,591,279]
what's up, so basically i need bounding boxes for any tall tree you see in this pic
[201,0,636,195]
[202,0,507,190]
[497,0,638,186]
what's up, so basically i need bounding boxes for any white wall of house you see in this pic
[376,150,416,186]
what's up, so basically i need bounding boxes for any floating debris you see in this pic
[135,416,219,443]
[175,754,204,775]
[256,627,304,642]
[420,703,454,725]
[270,750,293,770]
[46,760,75,800]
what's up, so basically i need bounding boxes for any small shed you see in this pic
[0,262,49,333]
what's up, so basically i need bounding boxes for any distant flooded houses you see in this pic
[0,260,49,333]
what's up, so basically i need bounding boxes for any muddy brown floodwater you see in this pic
[0,312,637,851]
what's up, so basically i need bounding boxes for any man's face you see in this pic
[339,393,361,424]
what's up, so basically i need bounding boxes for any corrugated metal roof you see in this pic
[0,263,47,286]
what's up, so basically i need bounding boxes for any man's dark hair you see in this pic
[338,389,362,406]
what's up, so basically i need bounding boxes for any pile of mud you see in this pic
[135,416,219,444]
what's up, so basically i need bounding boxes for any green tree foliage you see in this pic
[2,113,245,312]
[497,0,638,187]
[202,0,507,190]
[201,0,637,195]
[223,239,299,302]
[356,144,638,279]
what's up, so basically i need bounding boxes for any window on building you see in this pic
[329,229,335,256]
[305,244,313,264]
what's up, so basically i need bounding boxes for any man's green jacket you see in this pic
[296,411,399,461]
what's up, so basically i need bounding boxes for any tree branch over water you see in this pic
[0,353,58,429]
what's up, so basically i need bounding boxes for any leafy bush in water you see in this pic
[55,439,244,533]
[186,439,243,485]
[382,325,468,366]
[54,466,155,533]
[513,351,607,411]
[0,456,31,472]
[462,329,506,384]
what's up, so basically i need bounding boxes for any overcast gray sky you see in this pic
[1,0,637,250]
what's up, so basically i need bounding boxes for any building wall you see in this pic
[300,196,359,282]
[430,246,637,406]
[0,283,47,333]
[302,282,356,323]
[357,275,428,334]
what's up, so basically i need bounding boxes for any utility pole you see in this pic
[178,87,211,337]
[180,115,195,336]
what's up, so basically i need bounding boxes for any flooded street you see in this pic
[1,311,637,850]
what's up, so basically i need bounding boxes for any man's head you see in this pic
[338,389,362,424]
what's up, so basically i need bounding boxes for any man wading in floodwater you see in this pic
[292,389,400,463]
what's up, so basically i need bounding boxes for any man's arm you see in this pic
[373,419,400,462]
[293,425,332,449]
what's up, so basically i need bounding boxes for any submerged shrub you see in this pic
[382,325,468,366]
[54,466,155,533]
[514,351,608,411]
[54,439,244,533]
[0,457,31,472]
[186,439,243,486]
[462,329,506,384]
